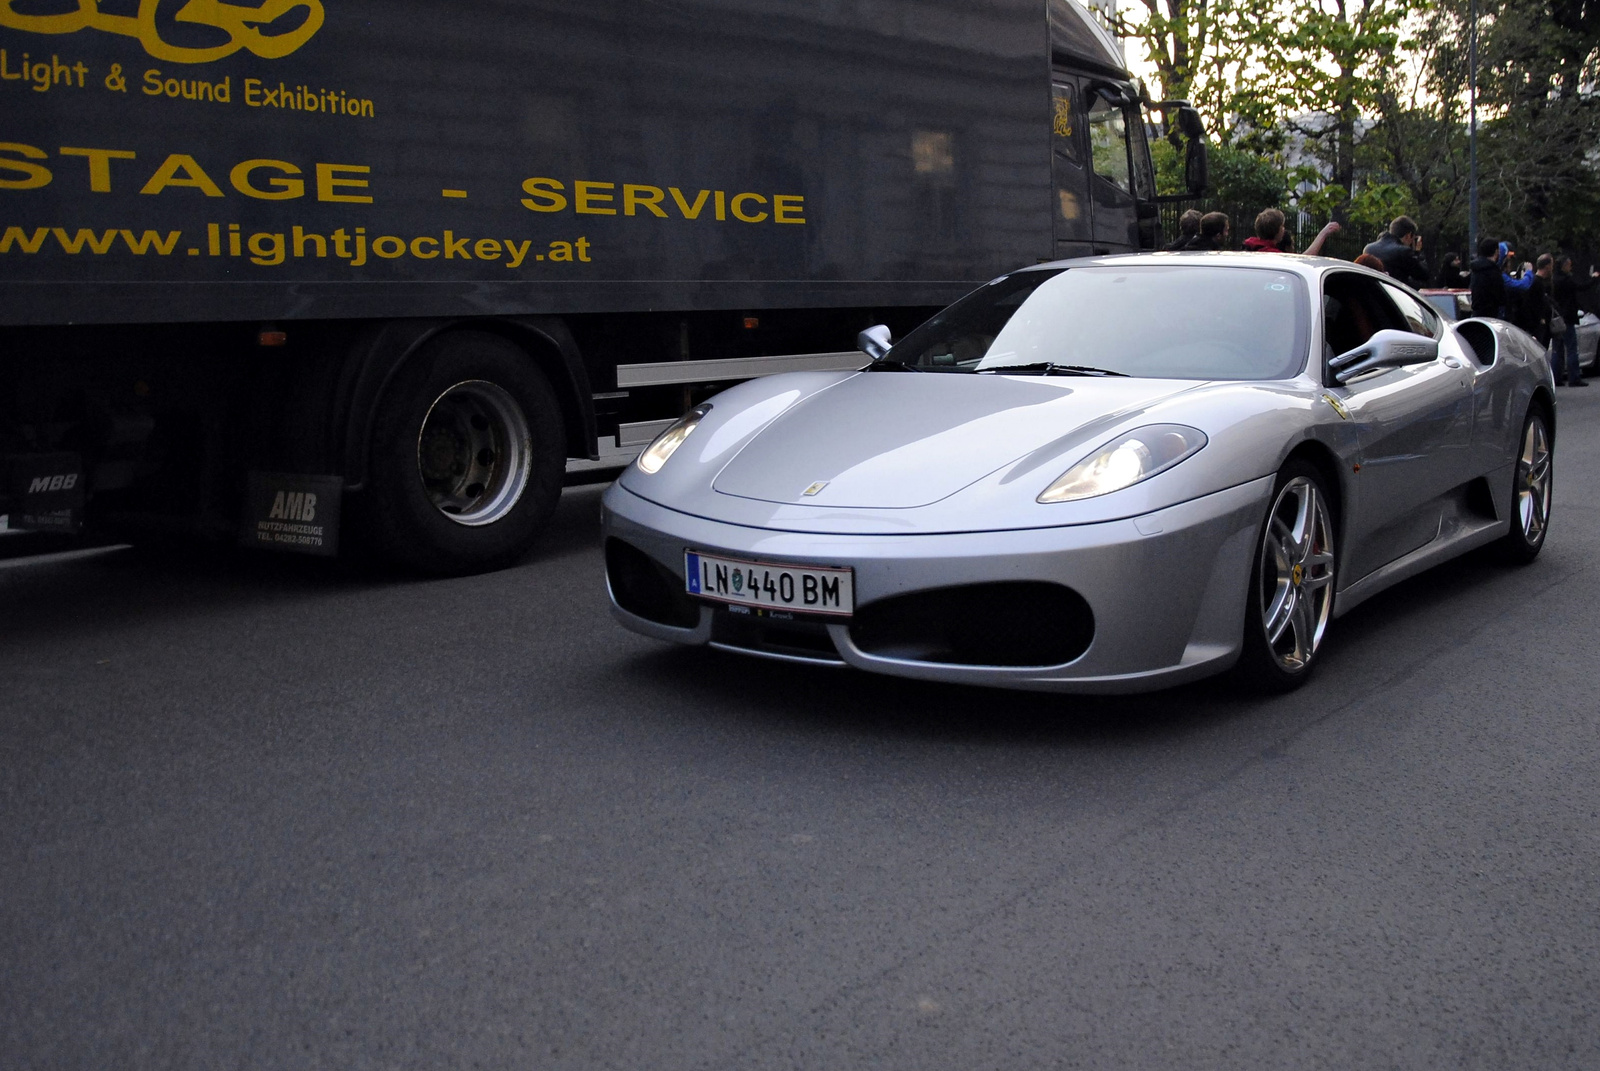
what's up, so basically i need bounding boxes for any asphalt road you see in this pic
[4,391,1599,1070]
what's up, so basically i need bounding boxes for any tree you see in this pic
[1111,0,1293,146]
[1272,0,1419,221]
[1357,0,1600,256]
[1352,3,1474,251]
[1465,0,1600,253]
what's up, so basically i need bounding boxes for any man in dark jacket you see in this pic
[1551,254,1587,386]
[1526,253,1555,347]
[1165,209,1201,250]
[1468,237,1508,318]
[1187,211,1229,250]
[1363,216,1430,286]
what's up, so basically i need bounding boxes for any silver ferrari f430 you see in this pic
[602,254,1556,693]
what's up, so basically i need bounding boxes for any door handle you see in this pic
[1443,356,1464,369]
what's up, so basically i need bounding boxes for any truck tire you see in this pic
[361,330,564,574]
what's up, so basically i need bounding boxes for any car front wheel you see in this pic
[1234,461,1337,692]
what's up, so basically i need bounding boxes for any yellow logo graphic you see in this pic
[1053,96,1073,138]
[0,0,325,64]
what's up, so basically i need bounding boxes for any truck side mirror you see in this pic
[857,324,893,361]
[1177,105,1205,140]
[1184,137,1208,194]
[1329,330,1440,383]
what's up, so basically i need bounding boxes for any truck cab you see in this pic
[1047,0,1204,258]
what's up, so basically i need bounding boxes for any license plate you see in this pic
[685,550,854,617]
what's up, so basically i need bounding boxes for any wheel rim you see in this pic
[415,380,532,527]
[1258,476,1336,672]
[1515,416,1552,547]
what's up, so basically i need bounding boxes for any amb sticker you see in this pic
[241,471,342,556]
[0,0,325,64]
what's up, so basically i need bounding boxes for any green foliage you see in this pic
[1295,182,1349,224]
[1347,181,1417,232]
[1123,0,1600,260]
[1334,0,1600,258]
[1209,143,1290,209]
[1151,138,1185,196]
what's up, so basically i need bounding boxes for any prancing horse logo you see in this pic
[802,481,828,497]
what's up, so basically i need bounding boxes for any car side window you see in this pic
[1321,271,1407,365]
[1382,283,1444,339]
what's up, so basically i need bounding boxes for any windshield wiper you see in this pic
[979,362,1129,377]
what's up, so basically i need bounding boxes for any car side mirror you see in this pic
[1329,330,1440,384]
[857,324,893,361]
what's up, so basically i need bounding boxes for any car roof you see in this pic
[1022,251,1390,284]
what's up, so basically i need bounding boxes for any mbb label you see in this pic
[6,452,85,532]
[28,474,78,493]
[242,471,342,557]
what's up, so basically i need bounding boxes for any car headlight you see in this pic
[1038,424,1208,503]
[636,404,712,474]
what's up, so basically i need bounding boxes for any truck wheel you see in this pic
[362,331,564,574]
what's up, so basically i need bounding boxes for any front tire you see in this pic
[1234,461,1337,693]
[360,331,565,575]
[1495,406,1552,565]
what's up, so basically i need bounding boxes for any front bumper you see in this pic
[601,476,1275,694]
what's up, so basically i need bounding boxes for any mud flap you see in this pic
[5,453,86,534]
[240,472,343,557]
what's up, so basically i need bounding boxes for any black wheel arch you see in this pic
[334,316,594,492]
[1281,438,1346,524]
[1529,384,1556,444]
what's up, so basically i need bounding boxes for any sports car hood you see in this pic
[711,372,1197,508]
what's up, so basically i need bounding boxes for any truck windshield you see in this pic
[887,265,1309,381]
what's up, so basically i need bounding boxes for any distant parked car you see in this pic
[1577,310,1600,373]
[1421,289,1472,321]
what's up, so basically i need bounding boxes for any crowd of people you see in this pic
[1165,208,1597,388]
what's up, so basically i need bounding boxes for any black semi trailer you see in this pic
[0,0,1204,572]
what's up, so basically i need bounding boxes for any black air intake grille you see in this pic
[850,581,1094,667]
[605,538,701,629]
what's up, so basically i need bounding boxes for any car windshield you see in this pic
[886,265,1309,380]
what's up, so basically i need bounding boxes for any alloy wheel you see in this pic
[1257,476,1336,672]
[1515,416,1552,547]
